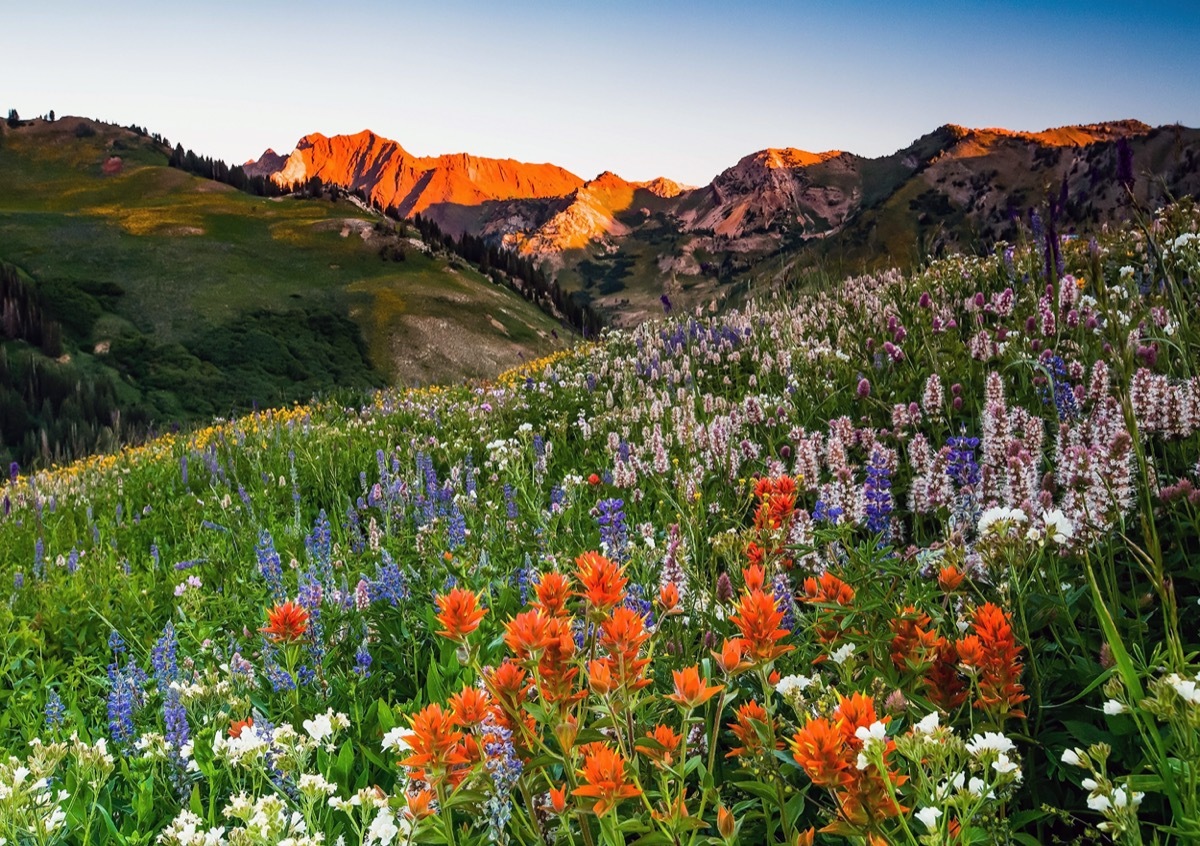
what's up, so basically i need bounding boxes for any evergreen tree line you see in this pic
[0,265,63,358]
[406,213,604,337]
[167,144,284,197]
[0,264,137,467]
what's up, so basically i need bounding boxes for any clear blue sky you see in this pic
[5,0,1198,186]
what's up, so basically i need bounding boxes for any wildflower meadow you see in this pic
[1,200,1199,845]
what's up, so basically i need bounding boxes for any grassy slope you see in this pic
[0,118,568,388]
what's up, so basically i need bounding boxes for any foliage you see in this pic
[0,200,1198,844]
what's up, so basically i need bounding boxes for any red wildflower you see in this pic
[575,551,627,611]
[636,724,682,767]
[726,700,779,759]
[712,637,754,676]
[730,588,793,663]
[262,601,309,643]
[658,582,681,614]
[791,716,853,788]
[399,704,467,782]
[923,639,968,711]
[448,685,493,727]
[597,606,651,691]
[888,606,945,673]
[532,572,573,617]
[938,565,965,592]
[667,665,723,710]
[504,609,554,662]
[801,572,856,606]
[434,587,487,642]
[956,602,1028,721]
[572,744,642,816]
[548,785,568,814]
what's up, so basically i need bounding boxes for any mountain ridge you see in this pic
[245,118,1200,323]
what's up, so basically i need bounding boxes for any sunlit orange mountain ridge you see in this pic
[246,119,1199,323]
[245,129,586,220]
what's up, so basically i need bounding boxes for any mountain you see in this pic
[0,116,569,467]
[248,120,1200,324]
[246,130,585,226]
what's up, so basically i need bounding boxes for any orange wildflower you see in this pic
[262,601,309,643]
[228,717,253,739]
[801,571,856,606]
[598,606,652,691]
[404,788,436,820]
[745,541,767,569]
[637,724,682,767]
[730,588,793,663]
[888,606,945,673]
[483,660,535,738]
[658,582,681,614]
[796,829,816,846]
[536,615,582,705]
[791,716,853,788]
[575,551,627,611]
[938,565,965,592]
[532,572,573,617]
[924,639,968,711]
[573,743,642,816]
[587,658,616,696]
[712,638,754,676]
[717,805,736,840]
[667,665,724,710]
[743,563,767,593]
[726,700,779,759]
[399,704,468,781]
[833,692,883,740]
[448,685,493,727]
[434,587,487,642]
[548,785,568,814]
[504,609,555,661]
[956,602,1028,721]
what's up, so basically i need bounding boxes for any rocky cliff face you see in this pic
[247,120,1200,317]
[245,130,585,229]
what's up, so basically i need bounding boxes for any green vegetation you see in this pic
[0,118,569,466]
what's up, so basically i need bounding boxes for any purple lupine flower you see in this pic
[163,689,191,799]
[44,689,66,730]
[151,623,179,691]
[596,498,629,562]
[368,550,409,606]
[946,432,982,490]
[862,448,893,541]
[262,640,296,692]
[354,638,372,678]
[256,531,287,604]
[773,572,796,632]
[448,503,467,549]
[482,712,523,840]
[812,499,843,526]
[305,510,333,586]
[106,632,140,746]
[503,484,519,520]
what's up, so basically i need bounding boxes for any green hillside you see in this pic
[0,117,569,466]
[0,200,1197,844]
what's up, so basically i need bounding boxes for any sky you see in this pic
[5,0,1200,187]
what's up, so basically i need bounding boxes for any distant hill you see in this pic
[0,116,569,467]
[248,120,1200,324]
